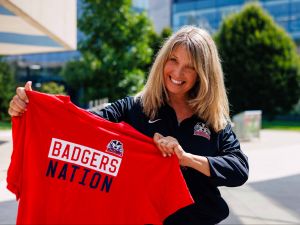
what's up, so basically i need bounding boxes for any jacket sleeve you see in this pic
[206,124,249,187]
[88,96,134,122]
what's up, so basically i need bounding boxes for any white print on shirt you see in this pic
[48,138,123,177]
[193,122,211,140]
[148,118,162,123]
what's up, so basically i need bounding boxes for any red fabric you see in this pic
[7,91,193,224]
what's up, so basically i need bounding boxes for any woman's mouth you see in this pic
[170,76,185,85]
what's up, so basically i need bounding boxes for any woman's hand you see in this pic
[8,81,32,117]
[153,133,191,166]
[153,132,211,176]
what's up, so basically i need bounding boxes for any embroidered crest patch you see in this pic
[193,122,211,140]
[106,140,124,157]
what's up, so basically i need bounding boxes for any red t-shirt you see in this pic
[7,91,193,224]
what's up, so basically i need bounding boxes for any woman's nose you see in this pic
[172,67,183,78]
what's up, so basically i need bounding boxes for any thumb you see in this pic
[153,132,164,142]
[25,81,32,91]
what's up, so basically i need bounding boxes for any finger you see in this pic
[12,96,27,111]
[166,141,178,149]
[165,136,176,141]
[156,140,172,157]
[156,144,168,157]
[164,136,179,145]
[157,139,175,148]
[25,81,32,91]
[153,136,167,157]
[155,136,175,157]
[153,132,164,143]
[8,107,14,117]
[16,87,29,103]
[159,142,174,156]
[156,136,181,157]
[9,99,24,113]
[8,107,22,117]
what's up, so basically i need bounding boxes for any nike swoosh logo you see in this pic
[148,119,162,124]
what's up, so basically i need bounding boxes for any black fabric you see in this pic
[89,96,249,224]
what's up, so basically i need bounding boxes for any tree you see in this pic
[75,0,154,102]
[149,27,172,59]
[145,27,172,72]
[0,59,15,121]
[40,82,66,95]
[61,57,93,106]
[215,3,300,118]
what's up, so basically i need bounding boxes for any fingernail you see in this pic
[163,154,166,157]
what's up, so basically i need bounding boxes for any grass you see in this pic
[262,120,300,131]
[0,121,12,130]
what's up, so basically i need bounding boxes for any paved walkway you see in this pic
[220,130,300,224]
[0,130,17,224]
[1,129,300,224]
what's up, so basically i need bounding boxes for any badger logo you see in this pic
[106,140,124,157]
[193,122,211,140]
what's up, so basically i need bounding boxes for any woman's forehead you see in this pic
[170,44,195,64]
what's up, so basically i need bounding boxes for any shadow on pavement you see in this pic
[221,210,243,224]
[220,174,300,224]
[249,174,300,220]
[0,141,8,146]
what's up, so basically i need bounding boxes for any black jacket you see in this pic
[90,96,249,225]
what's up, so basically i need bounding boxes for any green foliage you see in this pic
[146,27,172,72]
[290,99,300,115]
[61,58,93,105]
[0,121,12,130]
[262,120,300,131]
[0,60,15,121]
[71,0,155,103]
[215,3,300,118]
[149,27,172,59]
[39,82,66,95]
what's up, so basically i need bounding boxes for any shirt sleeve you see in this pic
[88,96,134,122]
[206,124,249,187]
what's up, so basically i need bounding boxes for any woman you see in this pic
[8,26,249,224]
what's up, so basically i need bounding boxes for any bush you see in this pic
[0,60,15,121]
[40,82,66,95]
[215,3,300,118]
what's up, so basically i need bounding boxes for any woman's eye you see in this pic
[169,57,176,62]
[185,67,196,74]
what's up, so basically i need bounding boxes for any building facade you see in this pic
[4,0,149,88]
[172,0,300,43]
[148,0,171,33]
[5,0,300,89]
[3,0,80,87]
[0,0,77,55]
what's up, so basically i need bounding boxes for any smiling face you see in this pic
[163,45,198,101]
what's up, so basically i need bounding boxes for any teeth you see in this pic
[170,77,184,85]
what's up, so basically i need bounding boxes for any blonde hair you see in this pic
[137,25,230,132]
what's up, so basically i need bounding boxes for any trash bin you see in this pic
[232,110,262,141]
